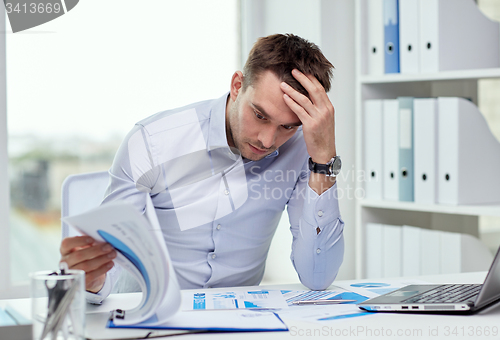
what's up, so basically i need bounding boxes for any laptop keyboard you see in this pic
[402,284,482,304]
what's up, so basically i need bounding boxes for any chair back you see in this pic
[61,171,110,238]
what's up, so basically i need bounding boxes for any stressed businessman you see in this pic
[59,34,345,303]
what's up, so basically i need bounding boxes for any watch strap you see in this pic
[308,157,331,175]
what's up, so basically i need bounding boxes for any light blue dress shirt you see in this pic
[86,93,344,303]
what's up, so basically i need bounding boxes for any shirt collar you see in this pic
[207,92,279,159]
[266,150,279,158]
[207,92,230,151]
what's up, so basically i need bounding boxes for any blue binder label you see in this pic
[384,0,400,73]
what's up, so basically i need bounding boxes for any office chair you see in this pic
[61,170,140,293]
[61,170,110,238]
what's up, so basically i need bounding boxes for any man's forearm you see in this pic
[308,172,336,196]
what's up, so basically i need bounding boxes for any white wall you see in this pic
[0,3,10,295]
[241,0,356,282]
[319,0,356,281]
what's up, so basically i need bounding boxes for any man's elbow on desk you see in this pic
[295,235,345,291]
[298,266,342,291]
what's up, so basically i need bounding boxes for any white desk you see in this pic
[2,272,499,340]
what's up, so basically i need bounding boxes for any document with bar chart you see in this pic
[181,289,289,310]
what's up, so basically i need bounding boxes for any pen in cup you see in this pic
[292,299,357,305]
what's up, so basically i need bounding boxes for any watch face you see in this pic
[329,156,342,175]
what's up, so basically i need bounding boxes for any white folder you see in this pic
[367,0,384,75]
[420,228,440,275]
[366,223,384,278]
[437,97,500,205]
[399,0,419,73]
[398,97,414,202]
[364,100,384,200]
[419,0,439,73]
[439,231,461,274]
[402,225,421,276]
[382,224,402,278]
[419,0,499,73]
[413,98,438,204]
[382,99,399,201]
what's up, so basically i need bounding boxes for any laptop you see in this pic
[358,246,500,314]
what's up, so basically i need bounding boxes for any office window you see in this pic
[477,0,500,254]
[6,0,239,286]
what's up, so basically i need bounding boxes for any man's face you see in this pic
[226,70,302,161]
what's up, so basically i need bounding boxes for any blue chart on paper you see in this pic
[193,293,206,310]
[243,290,270,308]
[213,293,238,309]
[327,292,369,304]
[350,282,391,288]
[318,312,369,321]
[244,301,259,308]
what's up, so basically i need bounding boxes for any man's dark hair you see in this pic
[242,34,334,97]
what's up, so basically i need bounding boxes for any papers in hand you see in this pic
[63,197,181,326]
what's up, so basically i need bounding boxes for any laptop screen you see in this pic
[475,246,500,309]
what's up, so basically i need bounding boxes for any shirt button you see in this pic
[317,210,324,217]
[224,189,229,195]
[316,248,321,254]
[216,224,221,230]
[212,254,216,259]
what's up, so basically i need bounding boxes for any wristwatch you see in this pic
[308,156,342,177]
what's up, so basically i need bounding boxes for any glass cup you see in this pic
[30,269,85,340]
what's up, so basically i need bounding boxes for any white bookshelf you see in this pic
[360,200,500,217]
[360,67,500,84]
[354,0,500,278]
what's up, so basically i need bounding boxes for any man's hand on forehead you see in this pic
[280,69,336,165]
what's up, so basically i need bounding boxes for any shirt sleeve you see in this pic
[85,265,121,304]
[286,163,345,290]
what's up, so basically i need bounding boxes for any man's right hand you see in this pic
[60,236,117,293]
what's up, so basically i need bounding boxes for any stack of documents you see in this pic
[365,0,499,75]
[363,96,500,205]
[64,201,288,332]
[365,223,493,278]
[64,198,182,327]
